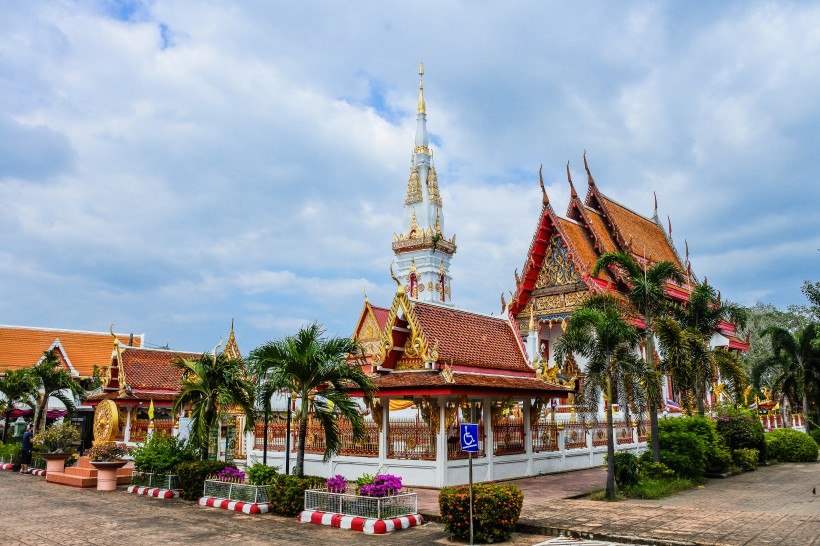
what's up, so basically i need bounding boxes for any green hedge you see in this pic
[267,474,324,516]
[765,429,819,462]
[439,483,524,543]
[732,448,759,471]
[809,428,820,447]
[655,416,729,473]
[716,407,766,457]
[247,463,279,485]
[0,443,21,464]
[176,460,235,501]
[131,433,198,474]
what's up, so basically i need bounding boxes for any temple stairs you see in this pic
[46,456,132,488]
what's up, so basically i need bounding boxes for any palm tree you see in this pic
[593,251,684,462]
[656,281,748,415]
[0,369,38,443]
[555,294,655,500]
[249,323,376,478]
[172,353,256,460]
[31,349,85,432]
[751,325,820,433]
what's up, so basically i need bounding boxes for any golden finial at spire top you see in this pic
[417,60,426,114]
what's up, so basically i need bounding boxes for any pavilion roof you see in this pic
[360,370,570,397]
[0,325,143,377]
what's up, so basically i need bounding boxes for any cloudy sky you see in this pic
[1,1,819,353]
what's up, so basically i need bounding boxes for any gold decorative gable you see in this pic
[404,167,422,205]
[534,235,583,289]
[222,326,242,361]
[354,304,383,359]
[427,166,442,206]
[374,289,439,368]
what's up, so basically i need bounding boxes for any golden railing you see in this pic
[129,419,174,443]
[563,423,587,449]
[446,421,485,459]
[387,419,436,460]
[492,418,525,456]
[531,421,559,453]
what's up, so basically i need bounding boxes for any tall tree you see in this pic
[656,282,748,415]
[751,325,820,432]
[593,251,684,462]
[249,323,376,478]
[555,294,654,500]
[0,369,37,443]
[172,353,256,460]
[30,349,85,432]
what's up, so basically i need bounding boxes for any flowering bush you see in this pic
[88,442,131,462]
[32,422,80,454]
[216,467,246,482]
[177,461,234,501]
[358,474,402,497]
[439,483,523,543]
[715,407,765,457]
[326,474,347,493]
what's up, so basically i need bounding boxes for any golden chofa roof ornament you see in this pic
[418,60,426,114]
[390,262,404,295]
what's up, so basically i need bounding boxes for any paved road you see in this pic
[0,471,553,545]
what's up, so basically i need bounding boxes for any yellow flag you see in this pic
[148,399,155,420]
[772,401,780,411]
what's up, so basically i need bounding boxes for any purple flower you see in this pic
[217,467,246,482]
[359,474,402,497]
[326,474,347,493]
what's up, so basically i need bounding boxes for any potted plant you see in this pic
[303,472,419,521]
[32,422,80,473]
[88,442,131,491]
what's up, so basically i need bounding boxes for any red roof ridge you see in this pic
[413,300,510,323]
[122,346,200,356]
[0,324,144,341]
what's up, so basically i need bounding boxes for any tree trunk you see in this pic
[605,375,616,500]
[695,377,706,417]
[803,371,811,435]
[294,417,308,478]
[2,411,11,443]
[34,395,47,433]
[645,325,660,462]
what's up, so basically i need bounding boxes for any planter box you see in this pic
[304,488,418,520]
[131,471,181,491]
[202,479,270,504]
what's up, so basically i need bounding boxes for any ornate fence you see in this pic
[338,420,379,457]
[304,488,418,519]
[492,418,525,456]
[590,424,608,447]
[563,423,587,450]
[253,419,379,458]
[447,421,485,459]
[531,421,559,453]
[388,419,436,460]
[129,419,174,443]
[613,420,633,445]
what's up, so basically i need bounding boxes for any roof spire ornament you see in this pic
[528,305,535,332]
[667,215,673,236]
[390,263,404,294]
[417,60,426,114]
[501,292,507,314]
[539,164,548,205]
[566,161,578,198]
[583,150,596,186]
[653,192,659,220]
[514,268,521,286]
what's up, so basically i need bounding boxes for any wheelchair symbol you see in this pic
[460,423,479,452]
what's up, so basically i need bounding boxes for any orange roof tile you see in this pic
[411,302,530,372]
[597,195,681,266]
[121,347,201,392]
[0,325,143,377]
[370,305,390,330]
[557,218,599,276]
[583,207,619,255]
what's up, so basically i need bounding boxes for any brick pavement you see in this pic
[0,472,553,545]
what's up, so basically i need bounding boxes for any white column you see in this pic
[124,407,132,443]
[523,398,533,476]
[484,397,494,482]
[379,398,388,466]
[436,396,447,487]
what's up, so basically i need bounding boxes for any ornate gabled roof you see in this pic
[0,325,143,377]
[352,297,392,364]
[366,370,570,396]
[222,320,242,361]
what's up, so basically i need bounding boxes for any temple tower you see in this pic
[391,63,457,305]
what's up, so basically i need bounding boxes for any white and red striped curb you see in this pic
[127,485,180,499]
[198,496,270,514]
[1,463,14,470]
[26,469,47,476]
[297,510,423,534]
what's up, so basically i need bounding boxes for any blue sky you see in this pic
[1,1,818,353]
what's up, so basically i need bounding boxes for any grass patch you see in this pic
[587,489,627,501]
[623,476,697,499]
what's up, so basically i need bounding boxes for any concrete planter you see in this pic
[39,453,72,474]
[91,460,129,491]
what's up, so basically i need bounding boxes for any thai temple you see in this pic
[1,65,765,490]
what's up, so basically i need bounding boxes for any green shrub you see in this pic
[707,444,733,473]
[439,483,524,543]
[716,407,766,456]
[732,448,759,471]
[809,428,820,447]
[247,463,279,485]
[765,429,819,462]
[32,422,80,454]
[611,452,640,489]
[640,461,676,479]
[657,431,706,478]
[625,476,694,499]
[656,416,726,474]
[0,443,21,463]
[131,432,198,474]
[176,460,234,501]
[268,474,324,516]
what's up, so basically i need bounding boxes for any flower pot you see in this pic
[91,460,128,491]
[39,453,72,473]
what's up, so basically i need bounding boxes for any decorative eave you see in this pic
[373,286,439,368]
[392,233,457,255]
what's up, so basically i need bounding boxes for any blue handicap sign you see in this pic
[460,423,479,452]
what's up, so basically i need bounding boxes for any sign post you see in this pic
[460,420,479,545]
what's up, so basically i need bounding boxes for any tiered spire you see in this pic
[392,63,457,306]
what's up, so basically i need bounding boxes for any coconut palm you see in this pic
[249,323,376,478]
[0,368,38,443]
[172,353,256,460]
[30,349,85,432]
[555,294,655,500]
[656,281,748,415]
[751,324,820,433]
[593,251,684,462]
